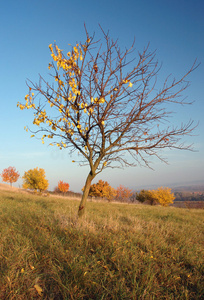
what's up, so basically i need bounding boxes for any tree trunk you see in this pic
[78,172,95,218]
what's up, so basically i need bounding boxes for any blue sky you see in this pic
[0,0,203,192]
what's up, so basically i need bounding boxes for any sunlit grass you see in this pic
[0,189,203,299]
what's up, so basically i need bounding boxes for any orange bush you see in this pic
[1,166,20,186]
[88,180,116,201]
[58,180,69,194]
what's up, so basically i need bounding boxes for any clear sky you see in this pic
[0,0,203,192]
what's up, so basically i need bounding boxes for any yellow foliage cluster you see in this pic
[151,187,175,206]
[17,38,133,153]
[86,180,116,201]
[22,167,49,192]
[136,187,175,206]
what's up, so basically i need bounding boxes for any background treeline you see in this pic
[1,166,204,208]
[53,189,204,205]
[174,191,204,202]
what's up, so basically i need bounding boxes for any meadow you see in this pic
[0,188,203,299]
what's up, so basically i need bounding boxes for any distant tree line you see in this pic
[174,191,204,202]
[2,166,203,207]
[81,180,175,207]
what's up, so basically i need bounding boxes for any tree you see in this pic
[57,180,69,195]
[17,26,197,216]
[1,166,20,187]
[151,187,175,206]
[22,167,49,192]
[116,185,133,202]
[88,180,116,201]
[136,189,157,205]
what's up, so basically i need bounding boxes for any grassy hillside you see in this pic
[0,189,203,299]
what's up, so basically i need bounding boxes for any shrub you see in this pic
[22,167,48,192]
[151,187,175,206]
[136,189,157,205]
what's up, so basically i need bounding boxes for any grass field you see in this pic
[0,188,203,299]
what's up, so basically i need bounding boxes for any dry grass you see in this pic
[0,183,20,191]
[0,188,203,299]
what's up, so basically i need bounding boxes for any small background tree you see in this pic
[116,185,133,202]
[57,180,69,195]
[22,167,49,192]
[1,166,20,187]
[136,189,157,205]
[88,180,116,201]
[151,187,175,206]
[17,26,198,216]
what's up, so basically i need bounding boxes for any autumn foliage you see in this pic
[151,187,175,206]
[57,180,69,194]
[136,187,175,206]
[22,167,49,192]
[1,166,20,186]
[88,180,116,201]
[136,189,156,205]
[116,185,133,202]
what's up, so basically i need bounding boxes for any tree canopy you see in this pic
[58,180,69,194]
[1,166,20,187]
[22,167,49,192]
[151,187,175,206]
[116,185,133,202]
[87,180,116,201]
[136,187,175,206]
[17,26,197,216]
[136,189,156,205]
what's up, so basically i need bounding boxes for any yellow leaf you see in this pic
[21,268,24,273]
[29,264,35,270]
[34,284,43,296]
[128,82,133,88]
[30,135,35,138]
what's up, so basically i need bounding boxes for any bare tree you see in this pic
[18,26,198,217]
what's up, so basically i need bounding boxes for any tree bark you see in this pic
[78,172,95,217]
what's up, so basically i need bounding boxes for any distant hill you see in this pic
[0,183,20,191]
[172,184,204,193]
[134,180,204,193]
